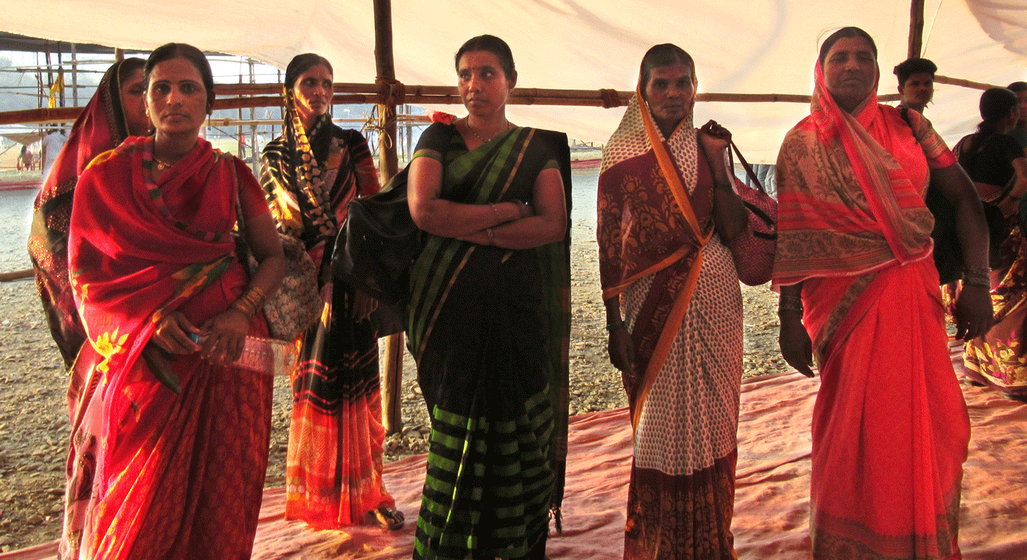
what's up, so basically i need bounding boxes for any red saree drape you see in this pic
[773,62,968,560]
[64,136,274,560]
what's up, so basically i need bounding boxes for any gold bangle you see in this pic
[486,228,495,246]
[489,202,502,225]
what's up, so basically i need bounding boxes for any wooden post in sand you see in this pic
[373,0,405,435]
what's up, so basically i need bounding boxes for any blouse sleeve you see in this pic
[342,129,381,196]
[909,110,956,169]
[411,122,456,162]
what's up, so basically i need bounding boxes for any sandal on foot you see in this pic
[369,506,405,530]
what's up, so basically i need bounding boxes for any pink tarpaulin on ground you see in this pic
[6,347,1026,559]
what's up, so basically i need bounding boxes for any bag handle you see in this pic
[728,138,768,195]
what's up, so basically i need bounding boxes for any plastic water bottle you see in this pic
[189,333,298,375]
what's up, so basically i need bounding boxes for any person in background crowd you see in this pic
[775,26,992,560]
[1006,81,1027,152]
[260,53,403,531]
[29,58,150,368]
[894,57,937,114]
[955,87,1027,401]
[62,43,285,560]
[41,126,68,180]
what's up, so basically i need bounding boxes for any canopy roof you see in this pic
[5,1,1027,162]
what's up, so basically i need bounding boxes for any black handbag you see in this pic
[332,167,420,335]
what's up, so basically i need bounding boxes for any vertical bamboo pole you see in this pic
[70,44,78,107]
[249,58,259,177]
[374,0,404,435]
[908,0,925,58]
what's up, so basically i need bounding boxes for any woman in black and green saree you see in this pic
[406,34,572,560]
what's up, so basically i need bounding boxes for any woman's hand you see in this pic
[954,283,994,341]
[779,312,815,378]
[151,311,201,355]
[698,120,731,153]
[199,308,249,365]
[352,289,379,322]
[608,326,636,394]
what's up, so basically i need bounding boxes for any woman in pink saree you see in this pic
[774,27,993,559]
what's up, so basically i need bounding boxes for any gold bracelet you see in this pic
[231,286,266,319]
[486,228,495,246]
[245,286,266,308]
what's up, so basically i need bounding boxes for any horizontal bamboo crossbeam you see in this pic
[0,76,988,127]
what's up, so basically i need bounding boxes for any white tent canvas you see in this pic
[3,0,1027,162]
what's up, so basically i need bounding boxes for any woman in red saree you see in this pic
[62,43,285,560]
[598,44,750,559]
[28,57,150,367]
[775,27,993,560]
[260,53,401,530]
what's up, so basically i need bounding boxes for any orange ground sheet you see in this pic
[6,349,1026,559]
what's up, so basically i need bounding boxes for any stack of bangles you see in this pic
[778,294,803,316]
[231,286,266,319]
[962,266,991,288]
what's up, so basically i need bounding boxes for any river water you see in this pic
[0,166,600,274]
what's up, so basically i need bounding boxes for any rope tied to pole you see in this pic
[599,88,622,109]
[376,77,406,106]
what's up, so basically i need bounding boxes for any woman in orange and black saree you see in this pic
[598,43,750,559]
[260,53,403,531]
[406,35,572,560]
[61,43,285,560]
[775,27,993,559]
[28,57,150,368]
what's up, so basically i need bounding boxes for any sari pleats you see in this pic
[806,261,968,560]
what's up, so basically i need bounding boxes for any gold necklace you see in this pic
[154,157,174,171]
[466,119,510,143]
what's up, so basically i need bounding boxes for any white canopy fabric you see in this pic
[5,1,1027,162]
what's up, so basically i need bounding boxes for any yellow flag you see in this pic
[48,75,64,109]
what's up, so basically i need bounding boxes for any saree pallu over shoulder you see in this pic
[597,92,714,433]
[408,124,571,560]
[772,63,948,288]
[69,137,241,380]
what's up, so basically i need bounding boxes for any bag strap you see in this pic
[727,138,767,195]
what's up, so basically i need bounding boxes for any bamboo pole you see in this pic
[0,77,986,128]
[908,0,925,58]
[373,0,405,436]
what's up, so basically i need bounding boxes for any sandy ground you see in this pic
[0,168,788,552]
